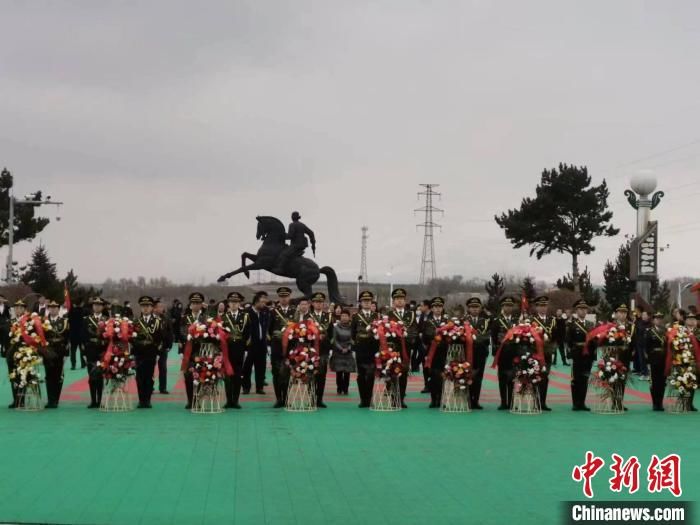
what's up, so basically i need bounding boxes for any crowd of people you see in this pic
[1,286,697,412]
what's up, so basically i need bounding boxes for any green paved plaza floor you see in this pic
[0,355,697,525]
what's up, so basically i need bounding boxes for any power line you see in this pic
[416,184,442,285]
[611,139,700,171]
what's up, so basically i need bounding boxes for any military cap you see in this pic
[431,296,445,307]
[276,287,292,297]
[13,299,27,307]
[47,300,61,307]
[358,290,374,301]
[89,297,104,306]
[686,312,697,320]
[466,297,482,307]
[189,292,204,304]
[500,296,516,307]
[138,295,154,306]
[311,292,326,302]
[392,288,407,299]
[534,295,549,306]
[227,292,244,303]
[615,304,629,313]
[653,312,664,319]
[573,299,589,309]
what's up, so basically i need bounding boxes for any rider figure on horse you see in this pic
[271,211,316,275]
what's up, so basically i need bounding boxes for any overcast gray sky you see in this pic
[2,0,699,287]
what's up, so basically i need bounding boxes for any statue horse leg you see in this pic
[217,252,263,283]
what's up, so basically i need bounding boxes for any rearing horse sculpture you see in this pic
[217,216,345,304]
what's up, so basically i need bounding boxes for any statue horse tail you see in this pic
[320,266,345,305]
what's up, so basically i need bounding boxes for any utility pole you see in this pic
[359,226,368,282]
[4,180,63,283]
[416,184,442,285]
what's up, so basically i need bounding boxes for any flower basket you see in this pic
[16,383,43,412]
[510,383,541,415]
[370,377,401,411]
[100,377,134,412]
[590,357,627,414]
[190,344,225,414]
[666,364,697,415]
[286,378,317,412]
[441,360,472,413]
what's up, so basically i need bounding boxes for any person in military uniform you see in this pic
[645,312,667,411]
[271,211,316,275]
[465,297,490,410]
[6,299,28,408]
[310,292,333,408]
[222,292,250,409]
[352,291,379,408]
[154,298,173,395]
[386,288,417,408]
[267,287,295,407]
[424,297,450,408]
[567,299,595,411]
[82,298,108,408]
[181,292,208,409]
[529,296,556,411]
[132,296,163,408]
[43,300,69,408]
[613,304,636,410]
[490,296,518,410]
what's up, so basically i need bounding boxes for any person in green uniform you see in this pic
[490,296,518,410]
[567,299,594,411]
[222,292,250,409]
[465,297,490,410]
[268,287,296,407]
[386,288,417,408]
[530,296,556,412]
[310,292,333,408]
[82,297,108,408]
[351,291,379,408]
[645,312,667,411]
[43,300,69,408]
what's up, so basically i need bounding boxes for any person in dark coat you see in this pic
[154,298,174,394]
[43,300,69,408]
[82,298,108,408]
[68,301,87,369]
[245,292,270,397]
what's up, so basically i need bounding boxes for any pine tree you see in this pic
[651,280,672,314]
[20,244,60,297]
[520,276,537,305]
[485,273,505,313]
[495,163,618,291]
[603,240,635,308]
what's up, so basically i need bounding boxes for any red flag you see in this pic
[63,283,71,311]
[520,294,529,315]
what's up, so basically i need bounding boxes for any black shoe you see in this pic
[45,403,58,409]
[255,389,265,395]
[264,381,269,386]
[563,362,570,366]
[472,404,484,410]
[653,406,664,412]
[159,390,169,395]
[581,406,591,411]
[70,366,76,370]
[358,402,370,408]
[87,403,98,409]
[242,389,250,395]
[317,402,327,408]
[690,405,698,412]
[497,405,509,410]
[224,403,234,409]
[542,406,552,412]
[7,403,16,409]
[273,401,285,408]
[81,364,87,369]
[623,406,629,411]
[185,403,192,409]
[401,402,408,409]
[429,402,439,408]
[420,388,430,394]
[137,404,146,409]
[231,404,242,409]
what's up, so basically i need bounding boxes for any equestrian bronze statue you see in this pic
[217,214,345,304]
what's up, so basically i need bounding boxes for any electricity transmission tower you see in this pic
[359,226,368,282]
[416,184,442,285]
